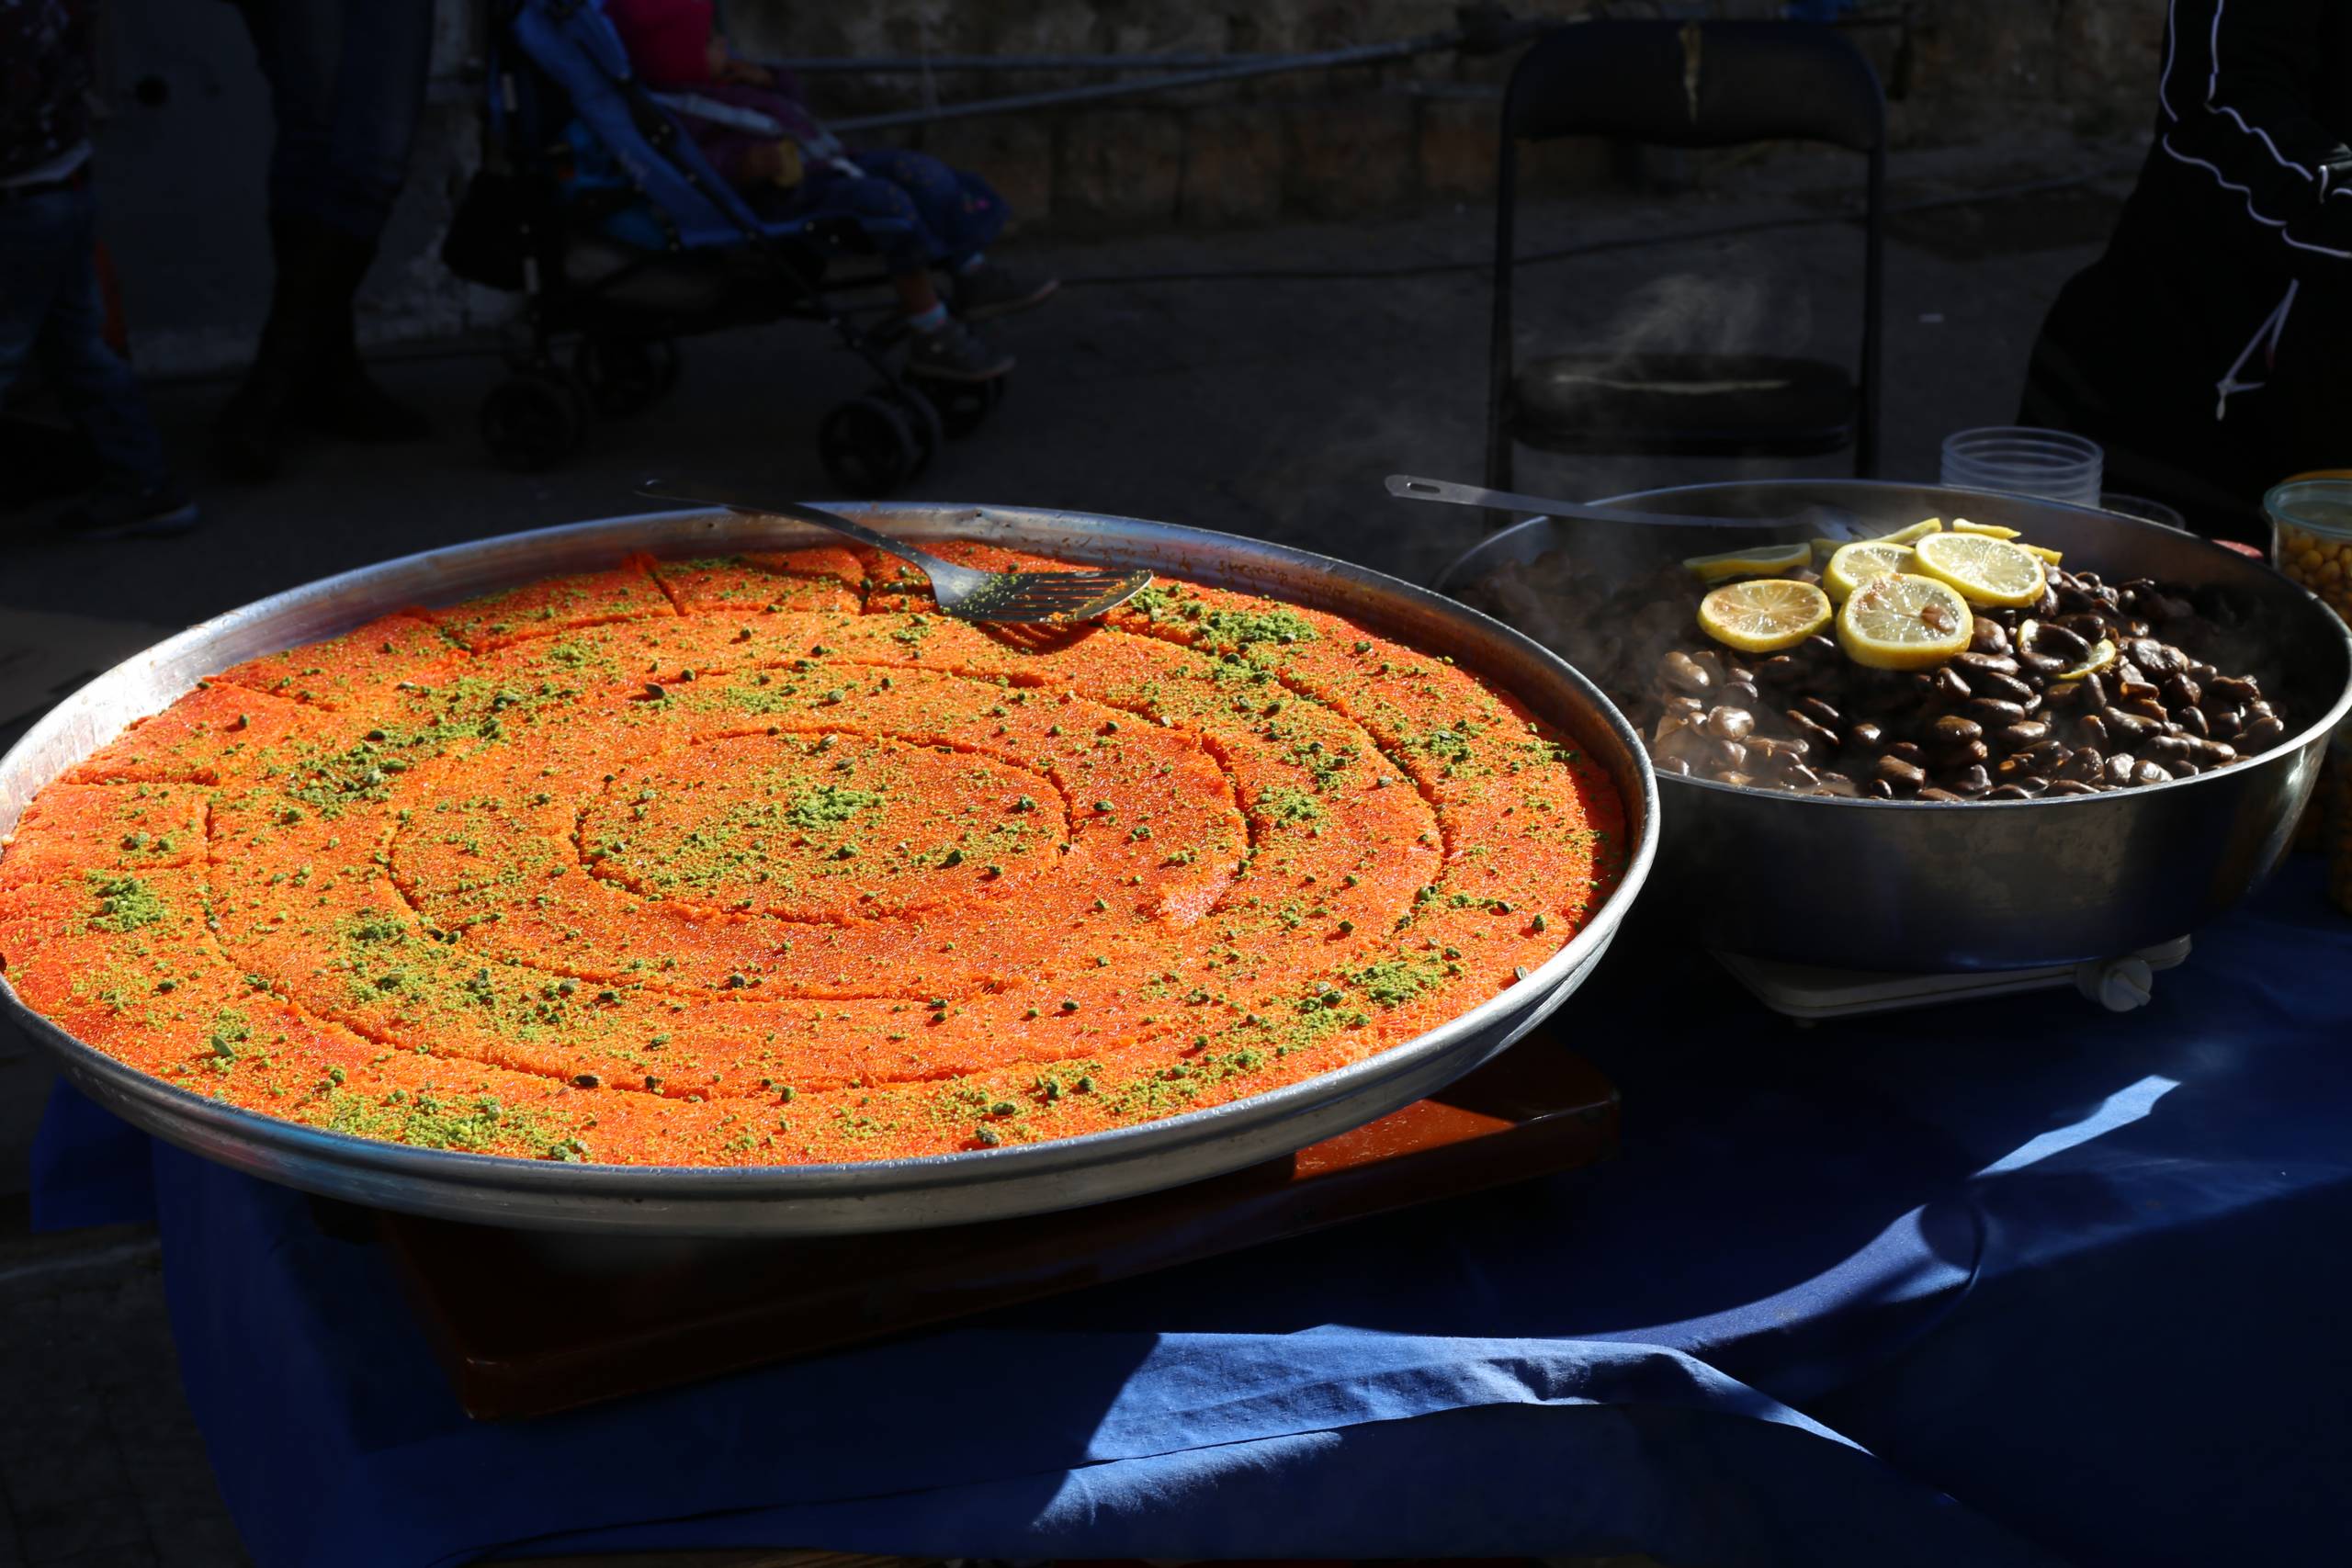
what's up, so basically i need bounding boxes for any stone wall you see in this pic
[88,0,2171,370]
[729,0,1623,231]
[1901,0,2168,141]
[723,0,2171,236]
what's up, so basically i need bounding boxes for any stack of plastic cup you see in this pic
[1940,427,2105,508]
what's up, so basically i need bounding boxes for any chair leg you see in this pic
[1484,131,1520,527]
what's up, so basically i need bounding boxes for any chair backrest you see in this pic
[1505,18,1883,152]
[1485,18,1886,488]
[505,0,763,249]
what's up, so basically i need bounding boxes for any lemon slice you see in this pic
[2054,637,2117,682]
[1697,579,1833,653]
[1871,517,1944,547]
[1951,519,2022,539]
[2019,543,2064,565]
[1910,530,2048,608]
[1837,573,1973,670]
[1682,541,1813,581]
[1823,540,1916,603]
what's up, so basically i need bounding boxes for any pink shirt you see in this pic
[603,0,715,88]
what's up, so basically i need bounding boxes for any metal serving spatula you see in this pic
[639,479,1151,625]
[1385,473,1862,536]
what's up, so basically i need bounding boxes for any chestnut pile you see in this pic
[1470,558,2287,801]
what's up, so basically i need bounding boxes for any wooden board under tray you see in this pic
[383,1035,1618,1421]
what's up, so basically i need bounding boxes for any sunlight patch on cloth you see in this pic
[1974,1075,2182,1178]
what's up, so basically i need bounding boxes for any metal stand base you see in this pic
[1715,937,2195,1022]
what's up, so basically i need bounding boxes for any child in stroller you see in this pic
[604,0,1056,384]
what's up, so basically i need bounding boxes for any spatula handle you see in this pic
[637,479,954,575]
[1385,473,1784,530]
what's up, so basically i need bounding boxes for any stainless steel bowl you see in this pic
[0,504,1657,1235]
[1435,479,2352,972]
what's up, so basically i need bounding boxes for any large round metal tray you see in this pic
[1435,479,2351,972]
[0,505,1657,1235]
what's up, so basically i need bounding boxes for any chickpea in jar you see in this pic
[2268,479,2352,625]
[2267,479,2352,911]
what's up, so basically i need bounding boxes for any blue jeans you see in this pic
[794,148,1009,273]
[0,182,171,492]
[234,0,436,240]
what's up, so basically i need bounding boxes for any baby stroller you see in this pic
[442,0,1004,493]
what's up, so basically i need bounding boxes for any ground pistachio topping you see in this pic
[0,545,1623,1165]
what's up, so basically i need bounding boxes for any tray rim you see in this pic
[0,502,1657,1235]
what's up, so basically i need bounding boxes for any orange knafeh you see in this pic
[0,547,1625,1166]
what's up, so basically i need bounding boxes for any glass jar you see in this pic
[2268,477,2352,913]
[2329,731,2352,917]
[2269,479,2352,631]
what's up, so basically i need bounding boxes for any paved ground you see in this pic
[0,1204,241,1568]
[0,129,2134,1567]
[2,131,2135,626]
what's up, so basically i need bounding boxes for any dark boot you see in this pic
[292,223,429,444]
[952,263,1059,322]
[905,317,1014,382]
[211,214,340,482]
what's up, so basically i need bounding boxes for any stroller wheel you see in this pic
[819,394,920,497]
[575,337,680,419]
[874,382,944,477]
[910,372,1006,440]
[480,374,586,472]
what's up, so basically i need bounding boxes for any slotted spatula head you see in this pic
[924,558,1154,624]
[637,479,1152,625]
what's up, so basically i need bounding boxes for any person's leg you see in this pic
[0,186,77,458]
[797,169,1010,380]
[236,0,432,249]
[892,272,943,319]
[293,0,439,440]
[216,0,339,479]
[0,189,72,367]
[216,0,435,479]
[236,0,335,230]
[853,148,1053,321]
[7,186,197,536]
[851,149,992,259]
[797,164,938,277]
[32,192,165,490]
[317,0,435,242]
[0,192,102,512]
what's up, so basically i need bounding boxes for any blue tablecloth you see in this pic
[34,861,2352,1568]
